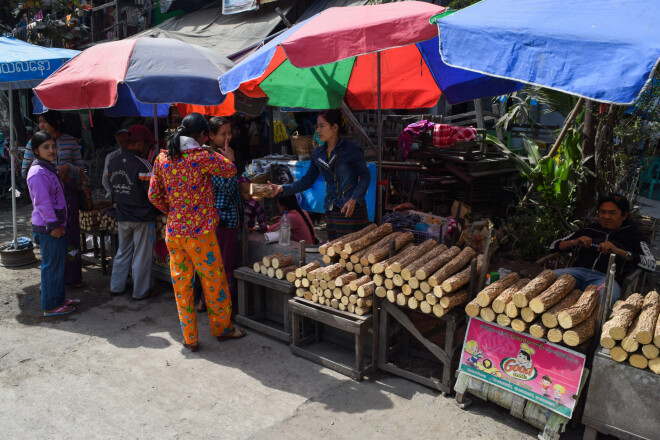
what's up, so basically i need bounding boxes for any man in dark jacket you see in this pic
[108,125,158,299]
[550,195,655,304]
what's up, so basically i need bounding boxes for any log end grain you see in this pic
[547,328,563,343]
[629,353,649,370]
[609,346,628,362]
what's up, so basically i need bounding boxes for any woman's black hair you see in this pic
[167,112,210,159]
[39,110,62,132]
[31,131,55,159]
[318,108,345,134]
[209,116,230,135]
[598,194,630,215]
[276,194,318,244]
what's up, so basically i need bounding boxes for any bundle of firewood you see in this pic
[252,252,298,281]
[600,291,660,373]
[467,270,602,349]
[155,214,168,240]
[99,214,118,233]
[79,210,102,231]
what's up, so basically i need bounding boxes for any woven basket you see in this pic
[291,131,316,157]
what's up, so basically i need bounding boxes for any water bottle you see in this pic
[279,210,291,246]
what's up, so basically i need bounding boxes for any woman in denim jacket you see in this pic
[270,109,371,240]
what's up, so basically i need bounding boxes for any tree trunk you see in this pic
[358,281,375,298]
[263,252,286,268]
[368,232,414,264]
[400,242,446,280]
[600,293,644,348]
[342,223,393,254]
[440,289,469,310]
[575,99,596,220]
[476,272,521,307]
[492,279,530,313]
[416,246,463,282]
[563,306,599,346]
[465,298,481,317]
[542,289,582,328]
[529,320,547,339]
[297,261,321,278]
[558,285,599,329]
[441,255,483,293]
[513,269,557,308]
[480,307,496,322]
[529,274,576,313]
[335,272,357,287]
[497,314,512,328]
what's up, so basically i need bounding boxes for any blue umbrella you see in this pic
[0,37,80,248]
[435,0,660,105]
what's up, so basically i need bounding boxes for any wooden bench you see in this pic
[234,266,296,342]
[289,297,375,381]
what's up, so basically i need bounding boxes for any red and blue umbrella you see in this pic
[219,2,521,109]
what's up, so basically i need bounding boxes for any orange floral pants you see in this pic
[166,232,234,344]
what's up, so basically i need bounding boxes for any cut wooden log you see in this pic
[542,289,582,328]
[312,279,320,288]
[325,224,377,256]
[320,280,329,291]
[513,269,557,308]
[440,290,469,310]
[347,304,356,313]
[309,285,317,296]
[547,328,563,343]
[318,296,326,306]
[417,246,463,281]
[298,261,321,278]
[330,288,339,299]
[343,223,393,254]
[373,243,418,275]
[312,293,319,303]
[388,240,435,273]
[642,344,659,360]
[349,275,371,292]
[321,263,343,281]
[419,301,432,314]
[339,250,350,261]
[367,231,414,264]
[295,279,302,288]
[341,295,350,306]
[402,284,413,296]
[476,272,521,308]
[425,293,439,305]
[433,304,445,317]
[408,278,420,291]
[349,294,359,305]
[354,263,364,274]
[563,306,599,347]
[307,266,324,281]
[295,288,305,297]
[441,255,484,293]
[480,307,496,322]
[408,297,419,310]
[356,297,372,308]
[363,266,372,277]
[505,302,519,319]
[335,272,357,287]
[465,298,481,317]
[250,183,274,198]
[373,274,384,287]
[400,242,445,280]
[649,357,660,374]
[393,274,405,287]
[492,279,530,314]
[277,266,298,282]
[497,314,512,328]
[609,346,628,362]
[386,289,397,303]
[375,286,387,298]
[530,318,558,340]
[354,233,401,265]
[267,267,275,278]
[304,291,313,301]
[355,306,371,316]
[420,282,431,294]
[511,319,530,333]
[629,353,649,370]
[632,291,660,344]
[600,293,644,348]
[338,303,347,311]
[328,279,337,290]
[253,262,261,273]
[432,285,445,298]
[655,310,660,348]
[345,261,354,272]
[263,252,286,268]
[396,293,407,307]
[384,279,395,290]
[358,281,375,298]
[323,254,337,264]
[330,298,339,309]
[414,290,425,302]
[260,264,268,275]
[529,273,576,313]
[558,285,599,329]
[339,259,347,268]
[272,254,294,269]
[521,307,538,323]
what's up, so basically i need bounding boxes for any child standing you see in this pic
[27,131,80,317]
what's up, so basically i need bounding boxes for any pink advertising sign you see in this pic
[459,318,586,418]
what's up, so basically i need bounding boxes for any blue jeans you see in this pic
[33,232,67,310]
[554,267,621,305]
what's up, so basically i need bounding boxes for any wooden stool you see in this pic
[234,266,296,342]
[289,297,374,380]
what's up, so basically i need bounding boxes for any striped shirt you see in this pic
[21,133,83,180]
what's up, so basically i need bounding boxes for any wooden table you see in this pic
[289,297,375,381]
[234,266,296,342]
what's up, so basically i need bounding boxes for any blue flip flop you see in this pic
[43,305,75,317]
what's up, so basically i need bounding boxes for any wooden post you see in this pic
[468,259,478,300]
[299,240,306,267]
[477,228,493,291]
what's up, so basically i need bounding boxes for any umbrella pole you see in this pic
[8,83,18,247]
[153,104,158,145]
[376,52,383,225]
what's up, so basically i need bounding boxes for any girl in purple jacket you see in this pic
[27,131,80,317]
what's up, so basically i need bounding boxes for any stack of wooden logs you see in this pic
[155,214,168,240]
[79,210,102,231]
[600,290,660,373]
[252,252,298,282]
[99,214,118,233]
[466,270,602,349]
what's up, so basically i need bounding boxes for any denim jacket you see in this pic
[282,138,370,211]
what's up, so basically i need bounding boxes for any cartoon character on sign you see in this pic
[553,384,566,405]
[541,375,553,397]
[501,343,538,381]
[464,340,483,366]
[477,359,502,378]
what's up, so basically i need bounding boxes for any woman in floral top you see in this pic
[149,113,246,352]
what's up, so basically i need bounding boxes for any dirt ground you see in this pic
[0,198,610,440]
